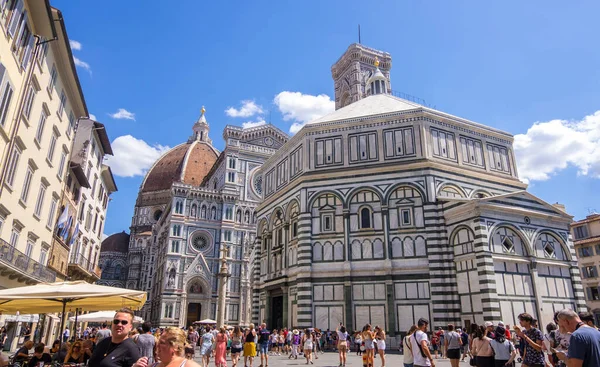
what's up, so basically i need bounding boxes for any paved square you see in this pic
[193,351,497,367]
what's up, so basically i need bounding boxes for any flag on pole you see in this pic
[56,205,69,229]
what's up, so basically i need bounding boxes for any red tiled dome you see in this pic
[141,141,218,193]
[101,231,130,253]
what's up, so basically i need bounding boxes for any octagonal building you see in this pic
[253,43,586,339]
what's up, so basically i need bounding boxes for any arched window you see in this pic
[190,204,197,217]
[114,264,122,280]
[201,205,206,219]
[313,242,323,261]
[360,207,372,229]
[236,209,242,222]
[211,207,216,220]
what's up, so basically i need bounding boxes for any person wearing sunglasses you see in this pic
[65,341,87,364]
[88,308,141,367]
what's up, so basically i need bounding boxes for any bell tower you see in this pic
[331,43,392,110]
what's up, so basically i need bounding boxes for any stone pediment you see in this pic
[183,252,212,285]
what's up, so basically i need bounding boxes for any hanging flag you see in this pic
[69,222,80,246]
[62,216,73,242]
[56,205,69,229]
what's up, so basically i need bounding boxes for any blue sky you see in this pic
[53,0,600,236]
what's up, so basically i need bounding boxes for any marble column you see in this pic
[282,286,289,328]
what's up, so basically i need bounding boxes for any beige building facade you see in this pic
[571,213,600,324]
[0,0,116,349]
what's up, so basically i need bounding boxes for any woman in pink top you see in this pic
[471,325,493,367]
[214,327,228,367]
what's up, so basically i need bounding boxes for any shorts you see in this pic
[278,343,284,348]
[231,347,242,354]
[364,339,374,350]
[432,343,439,351]
[337,340,347,352]
[259,342,269,354]
[376,340,386,351]
[447,348,461,359]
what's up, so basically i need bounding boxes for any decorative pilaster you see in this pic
[424,202,461,327]
[252,236,262,324]
[296,211,313,327]
[472,218,502,322]
[569,265,587,311]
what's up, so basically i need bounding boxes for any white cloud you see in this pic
[105,135,170,177]
[69,40,82,50]
[109,108,136,121]
[225,100,264,118]
[73,56,91,73]
[89,114,97,120]
[514,110,600,183]
[273,91,335,134]
[242,118,266,129]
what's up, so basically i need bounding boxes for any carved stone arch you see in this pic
[185,276,211,298]
[449,225,476,256]
[307,190,345,209]
[285,199,301,222]
[345,186,383,209]
[532,229,573,261]
[383,182,427,204]
[488,222,533,256]
[470,189,493,199]
[436,183,468,199]
[257,218,269,236]
[269,208,285,231]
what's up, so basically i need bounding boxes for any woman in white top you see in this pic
[375,326,386,367]
[403,325,418,367]
[336,324,349,367]
[302,328,314,364]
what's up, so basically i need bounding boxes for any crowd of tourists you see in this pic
[402,310,600,367]
[5,307,600,367]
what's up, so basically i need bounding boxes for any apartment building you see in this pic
[571,213,600,324]
[57,119,116,283]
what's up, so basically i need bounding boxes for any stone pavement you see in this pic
[192,351,506,367]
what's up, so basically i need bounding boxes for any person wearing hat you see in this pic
[484,322,495,339]
[497,322,512,340]
[289,329,300,360]
[489,326,517,367]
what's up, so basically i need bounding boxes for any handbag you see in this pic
[469,357,477,366]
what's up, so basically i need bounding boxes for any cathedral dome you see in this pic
[140,141,219,193]
[101,231,130,253]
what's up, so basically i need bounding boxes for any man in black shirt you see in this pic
[88,308,140,367]
[28,343,52,367]
[14,340,34,363]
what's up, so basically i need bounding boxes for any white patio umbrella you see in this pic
[195,318,217,324]
[69,311,144,323]
[0,281,147,343]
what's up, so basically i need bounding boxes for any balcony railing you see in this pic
[69,252,101,279]
[0,238,57,283]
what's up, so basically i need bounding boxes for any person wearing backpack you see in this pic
[403,325,418,367]
[410,318,436,367]
[489,326,517,367]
